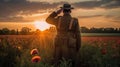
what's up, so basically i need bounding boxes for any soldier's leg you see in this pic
[69,48,77,67]
[61,38,69,59]
[54,37,62,66]
[69,48,81,67]
[54,46,61,62]
[75,51,81,67]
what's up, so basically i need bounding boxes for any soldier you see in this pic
[46,4,81,66]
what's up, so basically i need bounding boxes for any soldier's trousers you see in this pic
[54,35,77,65]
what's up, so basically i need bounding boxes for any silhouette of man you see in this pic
[46,4,81,66]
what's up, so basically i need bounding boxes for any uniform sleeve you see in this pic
[74,18,81,52]
[46,12,58,25]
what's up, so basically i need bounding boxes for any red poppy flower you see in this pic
[30,48,39,55]
[112,44,117,49]
[31,56,41,63]
[117,40,120,45]
[103,43,107,46]
[101,48,107,55]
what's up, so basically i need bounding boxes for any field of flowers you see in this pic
[0,34,120,67]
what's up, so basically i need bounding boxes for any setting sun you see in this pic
[34,21,51,31]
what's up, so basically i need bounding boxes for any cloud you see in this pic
[72,0,120,9]
[78,14,120,22]
[72,1,101,9]
[101,0,120,9]
[0,0,120,22]
[78,15,103,18]
[0,0,66,13]
[28,0,95,4]
[0,16,27,22]
[0,0,66,22]
[112,20,120,23]
[105,15,120,23]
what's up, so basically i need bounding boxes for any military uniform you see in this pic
[46,11,81,64]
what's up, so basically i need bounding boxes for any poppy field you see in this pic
[0,34,120,67]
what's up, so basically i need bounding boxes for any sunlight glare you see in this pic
[34,21,50,31]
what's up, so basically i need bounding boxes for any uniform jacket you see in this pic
[46,12,81,51]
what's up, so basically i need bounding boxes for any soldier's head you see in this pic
[60,4,74,14]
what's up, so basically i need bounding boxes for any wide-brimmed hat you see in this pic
[60,4,74,9]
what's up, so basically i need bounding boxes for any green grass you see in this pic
[0,35,120,67]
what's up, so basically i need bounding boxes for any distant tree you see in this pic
[0,27,120,35]
[118,28,120,33]
[20,27,31,35]
[16,29,19,35]
[48,26,56,32]
[97,28,104,33]
[114,28,118,33]
[0,29,2,34]
[1,28,10,35]
[81,27,89,33]
[103,28,114,33]
[90,27,96,33]
[34,29,41,34]
[10,29,16,35]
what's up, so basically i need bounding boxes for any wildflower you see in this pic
[103,43,107,46]
[30,48,39,55]
[117,40,120,45]
[17,46,21,50]
[112,53,119,58]
[112,44,117,49]
[112,54,117,58]
[101,48,107,55]
[31,56,41,63]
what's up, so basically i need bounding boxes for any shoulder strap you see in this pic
[69,18,74,30]
[57,17,62,29]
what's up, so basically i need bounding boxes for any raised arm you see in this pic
[46,8,63,25]
[46,12,57,25]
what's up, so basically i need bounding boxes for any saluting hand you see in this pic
[55,8,63,14]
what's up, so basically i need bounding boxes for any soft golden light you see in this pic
[34,21,50,31]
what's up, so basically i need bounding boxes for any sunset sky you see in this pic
[0,0,120,31]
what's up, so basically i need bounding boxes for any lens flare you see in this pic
[34,21,50,31]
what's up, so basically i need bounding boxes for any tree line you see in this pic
[0,27,120,35]
[0,27,31,35]
[81,27,120,33]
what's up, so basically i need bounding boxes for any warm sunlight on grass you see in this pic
[34,21,51,31]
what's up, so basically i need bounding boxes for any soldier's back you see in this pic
[57,14,72,32]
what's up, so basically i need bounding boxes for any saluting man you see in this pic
[46,3,81,66]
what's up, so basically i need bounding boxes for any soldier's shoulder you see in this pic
[72,17,78,25]
[58,16,62,18]
[72,17,78,21]
[56,16,62,20]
